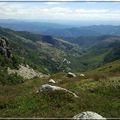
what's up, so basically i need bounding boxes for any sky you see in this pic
[0,1,120,25]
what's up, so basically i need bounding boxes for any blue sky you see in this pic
[0,1,120,24]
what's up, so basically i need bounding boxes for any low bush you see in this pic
[0,70,24,85]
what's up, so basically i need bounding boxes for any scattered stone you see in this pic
[48,79,56,84]
[63,58,71,64]
[67,72,76,78]
[73,111,106,119]
[80,73,85,77]
[38,84,78,98]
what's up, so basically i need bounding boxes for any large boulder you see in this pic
[38,84,78,98]
[67,72,76,78]
[73,111,106,119]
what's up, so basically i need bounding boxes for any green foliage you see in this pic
[104,48,120,63]
[90,60,120,74]
[11,55,20,69]
[0,69,24,85]
[93,78,120,98]
[7,74,24,85]
[0,54,6,67]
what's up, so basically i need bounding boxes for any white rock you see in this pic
[63,58,71,64]
[48,79,56,84]
[39,84,78,98]
[73,111,106,119]
[80,73,85,77]
[67,72,76,77]
[7,64,48,79]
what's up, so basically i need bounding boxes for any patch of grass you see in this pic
[90,60,120,74]
[0,69,24,85]
[93,77,120,97]
[0,73,120,118]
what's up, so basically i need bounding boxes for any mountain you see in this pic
[89,60,120,74]
[74,35,120,71]
[0,24,120,118]
[43,25,120,38]
[64,35,119,47]
[1,20,120,38]
[0,25,120,75]
[0,19,70,35]
[0,26,84,75]
[0,20,120,118]
[0,23,120,72]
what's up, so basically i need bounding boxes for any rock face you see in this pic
[8,64,48,79]
[67,72,76,78]
[38,84,78,98]
[73,111,106,119]
[0,37,12,59]
[48,79,56,84]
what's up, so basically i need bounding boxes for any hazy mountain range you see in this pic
[0,21,120,74]
[1,19,120,38]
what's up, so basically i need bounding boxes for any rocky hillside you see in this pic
[0,26,84,75]
[0,26,120,74]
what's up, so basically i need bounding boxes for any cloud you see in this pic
[0,2,120,21]
[1,0,120,1]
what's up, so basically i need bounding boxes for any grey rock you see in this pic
[67,72,76,78]
[80,73,85,77]
[73,111,106,119]
[38,84,78,98]
[48,79,56,84]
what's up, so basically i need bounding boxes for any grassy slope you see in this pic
[89,60,120,74]
[0,71,120,118]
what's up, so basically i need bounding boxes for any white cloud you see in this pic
[0,3,120,21]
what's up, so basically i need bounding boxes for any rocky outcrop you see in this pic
[8,64,48,79]
[73,111,106,119]
[67,72,76,78]
[0,36,12,59]
[37,84,78,98]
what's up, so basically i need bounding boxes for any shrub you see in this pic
[0,69,24,85]
[7,73,24,85]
